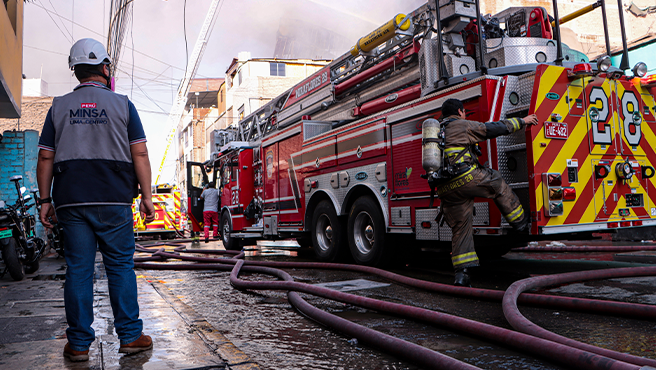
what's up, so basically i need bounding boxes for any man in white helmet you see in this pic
[36,38,156,362]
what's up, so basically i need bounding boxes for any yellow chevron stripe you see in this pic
[538,77,645,226]
[534,66,563,111]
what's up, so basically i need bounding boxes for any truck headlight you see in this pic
[633,62,648,78]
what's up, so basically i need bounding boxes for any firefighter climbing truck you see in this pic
[187,0,656,266]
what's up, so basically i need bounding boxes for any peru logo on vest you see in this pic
[69,106,108,125]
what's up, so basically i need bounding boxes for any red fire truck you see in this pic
[187,0,656,266]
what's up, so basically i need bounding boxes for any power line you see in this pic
[24,44,68,56]
[46,0,74,40]
[28,2,207,78]
[36,0,73,42]
[183,0,189,73]
[25,44,184,90]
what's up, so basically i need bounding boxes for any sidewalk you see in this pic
[0,250,258,370]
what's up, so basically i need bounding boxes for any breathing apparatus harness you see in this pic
[423,117,481,208]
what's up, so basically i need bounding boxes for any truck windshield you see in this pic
[191,166,205,189]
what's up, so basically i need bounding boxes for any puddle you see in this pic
[314,278,391,292]
[244,242,300,257]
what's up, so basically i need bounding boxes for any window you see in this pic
[183,129,188,147]
[238,70,242,86]
[191,165,204,189]
[238,105,244,121]
[270,62,286,76]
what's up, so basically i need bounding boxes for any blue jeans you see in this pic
[58,205,142,351]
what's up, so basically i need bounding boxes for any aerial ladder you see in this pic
[154,0,221,184]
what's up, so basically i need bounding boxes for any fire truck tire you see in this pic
[311,200,347,262]
[220,213,241,251]
[1,238,25,281]
[347,196,391,267]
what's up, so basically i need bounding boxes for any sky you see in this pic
[23,0,425,184]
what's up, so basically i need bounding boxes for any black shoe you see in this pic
[454,268,471,287]
[204,238,209,244]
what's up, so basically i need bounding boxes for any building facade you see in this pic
[207,53,331,158]
[0,0,24,118]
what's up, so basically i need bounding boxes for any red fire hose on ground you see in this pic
[133,243,656,370]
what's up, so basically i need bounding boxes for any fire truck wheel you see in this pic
[347,196,390,267]
[220,213,241,251]
[311,200,347,262]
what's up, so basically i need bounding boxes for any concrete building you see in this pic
[22,78,48,97]
[207,53,331,157]
[0,0,24,118]
[0,96,53,133]
[175,78,222,194]
[175,55,331,189]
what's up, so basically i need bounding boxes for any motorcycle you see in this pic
[0,175,49,281]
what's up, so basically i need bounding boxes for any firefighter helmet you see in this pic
[68,38,111,69]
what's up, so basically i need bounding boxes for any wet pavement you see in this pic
[136,239,656,370]
[2,238,656,369]
[0,249,257,370]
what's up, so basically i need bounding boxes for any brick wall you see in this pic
[0,129,43,237]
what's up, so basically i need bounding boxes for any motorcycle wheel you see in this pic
[2,238,25,281]
[24,260,39,274]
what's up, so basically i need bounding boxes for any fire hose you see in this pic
[135,243,656,321]
[513,244,656,252]
[134,243,656,370]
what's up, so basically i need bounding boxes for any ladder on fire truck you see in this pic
[208,0,623,159]
[155,0,221,185]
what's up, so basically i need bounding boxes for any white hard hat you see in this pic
[68,38,112,69]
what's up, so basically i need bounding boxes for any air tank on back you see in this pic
[422,118,442,174]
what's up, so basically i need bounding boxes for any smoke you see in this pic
[22,0,425,182]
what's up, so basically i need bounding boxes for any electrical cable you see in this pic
[183,0,188,73]
[35,0,73,42]
[28,2,206,78]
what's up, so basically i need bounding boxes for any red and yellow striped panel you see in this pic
[131,193,183,233]
[528,65,656,231]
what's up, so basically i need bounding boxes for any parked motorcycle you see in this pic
[0,175,48,281]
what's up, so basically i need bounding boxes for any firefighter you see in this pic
[436,99,538,287]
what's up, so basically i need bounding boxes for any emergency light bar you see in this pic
[570,63,593,77]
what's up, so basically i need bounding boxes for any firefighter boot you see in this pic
[454,268,471,287]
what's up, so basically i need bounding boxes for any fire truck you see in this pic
[133,184,183,239]
[187,0,656,266]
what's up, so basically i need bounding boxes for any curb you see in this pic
[148,280,261,370]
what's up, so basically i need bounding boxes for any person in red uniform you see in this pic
[436,99,538,287]
[200,182,219,243]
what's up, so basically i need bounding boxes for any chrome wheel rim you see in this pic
[315,214,333,252]
[223,221,230,243]
[354,211,375,255]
